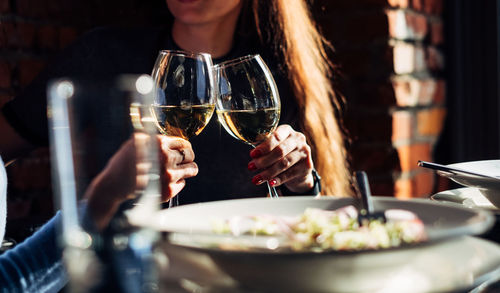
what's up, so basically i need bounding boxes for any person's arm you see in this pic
[0,111,35,165]
[85,134,198,231]
[0,212,67,293]
[0,155,65,292]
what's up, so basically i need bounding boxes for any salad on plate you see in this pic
[210,206,427,252]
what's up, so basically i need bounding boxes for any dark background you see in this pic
[436,0,500,164]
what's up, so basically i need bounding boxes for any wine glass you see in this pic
[151,50,216,205]
[214,54,281,198]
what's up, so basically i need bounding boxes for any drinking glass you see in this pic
[151,50,216,206]
[214,54,281,198]
[151,50,215,140]
[49,75,162,292]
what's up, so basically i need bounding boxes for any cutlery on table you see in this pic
[354,171,386,225]
[417,160,500,181]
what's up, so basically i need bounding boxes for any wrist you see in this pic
[85,175,122,231]
[282,169,321,196]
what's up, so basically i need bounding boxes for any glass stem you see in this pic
[169,195,179,208]
[251,145,279,198]
[266,181,279,198]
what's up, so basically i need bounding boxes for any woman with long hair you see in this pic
[0,0,352,290]
[172,0,352,197]
[0,0,352,209]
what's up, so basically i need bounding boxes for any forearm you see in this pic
[85,174,122,232]
[0,212,67,293]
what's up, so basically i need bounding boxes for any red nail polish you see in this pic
[269,179,277,186]
[248,162,257,171]
[250,149,262,159]
[252,175,263,185]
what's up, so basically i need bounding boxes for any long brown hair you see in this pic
[251,0,352,196]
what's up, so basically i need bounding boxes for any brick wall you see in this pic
[316,0,446,198]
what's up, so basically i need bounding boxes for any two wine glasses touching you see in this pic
[151,50,281,205]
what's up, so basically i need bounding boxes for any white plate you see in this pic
[437,160,500,207]
[431,187,500,213]
[129,196,498,292]
[131,196,493,242]
[159,236,500,293]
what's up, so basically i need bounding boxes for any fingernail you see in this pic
[250,149,262,159]
[248,162,257,171]
[252,175,263,185]
[269,179,277,186]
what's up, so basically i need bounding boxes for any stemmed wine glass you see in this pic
[214,54,281,198]
[151,50,216,206]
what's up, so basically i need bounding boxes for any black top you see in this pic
[2,26,300,204]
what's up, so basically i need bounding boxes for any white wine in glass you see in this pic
[217,108,280,146]
[151,50,215,140]
[152,104,214,139]
[215,54,281,198]
[151,50,215,206]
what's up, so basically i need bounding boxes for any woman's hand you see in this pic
[157,135,198,201]
[85,133,198,230]
[247,124,316,194]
